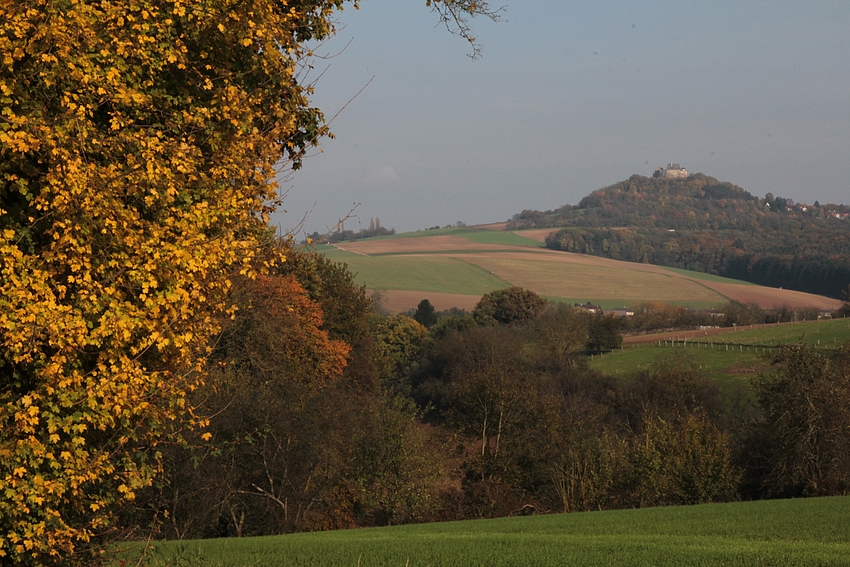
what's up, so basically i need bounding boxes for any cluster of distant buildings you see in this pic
[575,302,634,317]
[650,163,849,221]
[826,210,850,220]
[768,200,850,220]
[652,163,688,179]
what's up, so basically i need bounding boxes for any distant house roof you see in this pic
[576,302,602,314]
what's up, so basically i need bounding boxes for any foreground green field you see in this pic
[129,496,850,566]
[590,318,850,382]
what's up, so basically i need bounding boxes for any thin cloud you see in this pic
[365,165,401,186]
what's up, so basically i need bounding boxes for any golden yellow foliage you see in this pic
[0,0,349,564]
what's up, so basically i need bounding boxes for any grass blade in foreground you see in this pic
[130,496,850,566]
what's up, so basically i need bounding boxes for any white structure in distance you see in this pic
[653,163,689,179]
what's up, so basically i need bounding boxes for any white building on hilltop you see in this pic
[653,163,689,179]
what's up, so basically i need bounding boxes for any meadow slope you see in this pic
[318,228,841,313]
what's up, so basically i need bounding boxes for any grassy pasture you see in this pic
[316,247,362,259]
[455,230,543,247]
[708,318,850,347]
[326,255,509,295]
[377,227,468,239]
[662,266,757,285]
[340,227,544,247]
[591,318,850,382]
[127,496,850,566]
[590,346,767,384]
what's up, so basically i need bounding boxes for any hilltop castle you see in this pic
[653,163,688,179]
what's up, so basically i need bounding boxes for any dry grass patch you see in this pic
[372,290,481,314]
[458,256,726,304]
[703,282,840,310]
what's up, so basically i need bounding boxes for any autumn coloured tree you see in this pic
[0,1,498,563]
[0,1,353,562]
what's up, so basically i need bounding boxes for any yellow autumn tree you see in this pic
[0,1,346,564]
[0,0,498,564]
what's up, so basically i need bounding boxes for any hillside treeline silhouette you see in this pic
[508,174,850,298]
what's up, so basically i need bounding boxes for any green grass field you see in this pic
[590,318,850,381]
[324,227,543,248]
[370,227,470,239]
[317,247,363,259]
[126,496,850,566]
[455,230,543,247]
[326,250,731,310]
[590,346,768,385]
[663,266,757,285]
[705,318,850,347]
[326,255,510,295]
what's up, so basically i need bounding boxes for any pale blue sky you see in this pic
[273,1,850,236]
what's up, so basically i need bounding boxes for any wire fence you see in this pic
[590,332,846,360]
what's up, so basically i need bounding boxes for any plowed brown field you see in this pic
[704,282,837,310]
[372,290,481,314]
[336,236,532,255]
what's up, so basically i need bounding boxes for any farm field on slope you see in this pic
[457,254,725,308]
[319,253,510,296]
[129,496,850,566]
[318,228,841,314]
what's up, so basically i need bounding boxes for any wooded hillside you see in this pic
[508,174,850,298]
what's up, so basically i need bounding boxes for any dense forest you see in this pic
[507,174,850,298]
[119,264,850,540]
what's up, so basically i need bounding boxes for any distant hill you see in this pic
[508,173,850,298]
